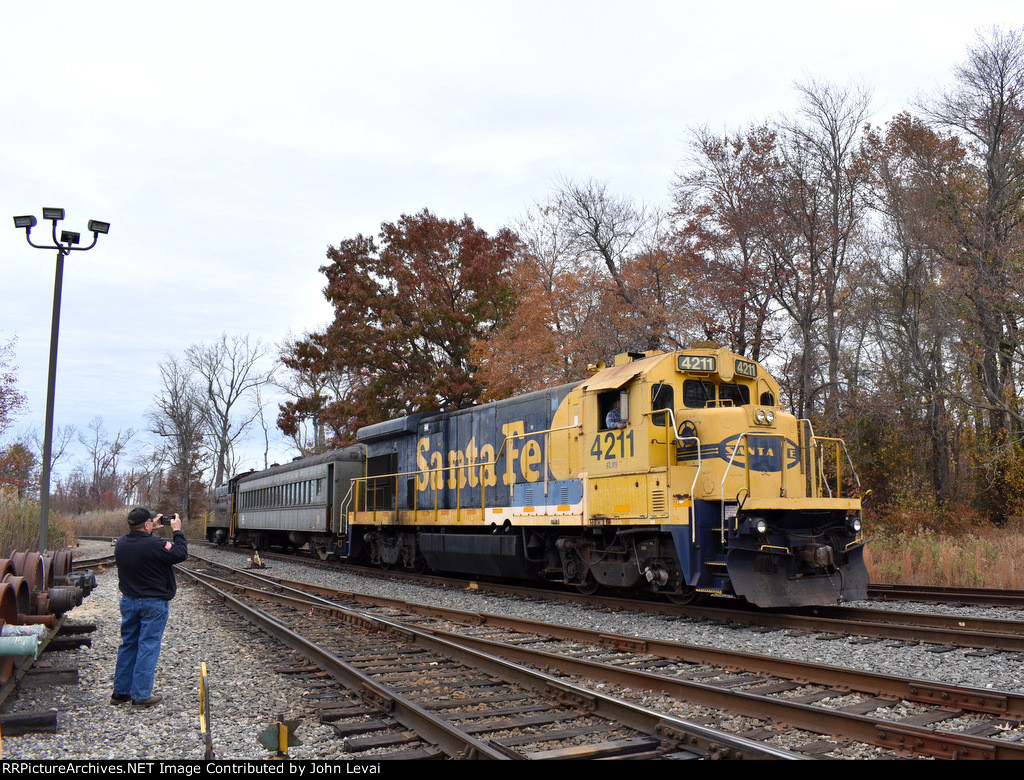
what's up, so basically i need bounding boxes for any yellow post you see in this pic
[278,717,288,755]
[199,662,214,759]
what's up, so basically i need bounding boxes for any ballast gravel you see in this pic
[2,539,1023,760]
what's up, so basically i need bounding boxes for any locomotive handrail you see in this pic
[652,408,702,542]
[719,431,789,544]
[338,481,355,533]
[811,436,861,500]
[796,419,861,501]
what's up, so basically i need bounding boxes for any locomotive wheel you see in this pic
[667,587,698,605]
[575,572,601,596]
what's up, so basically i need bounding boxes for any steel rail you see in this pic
[180,559,803,760]
[177,566,509,760]
[182,557,1023,759]
[350,569,1024,652]
[243,568,1024,721]
[412,620,1022,760]
[791,603,1024,638]
[71,554,115,570]
[868,583,1024,609]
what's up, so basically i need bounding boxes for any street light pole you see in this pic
[12,210,110,552]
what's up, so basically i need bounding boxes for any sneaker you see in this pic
[131,695,162,708]
[110,694,131,705]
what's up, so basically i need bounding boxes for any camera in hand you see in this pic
[159,513,177,525]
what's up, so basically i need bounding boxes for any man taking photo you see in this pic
[110,507,188,708]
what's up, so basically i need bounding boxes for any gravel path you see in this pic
[2,540,1023,760]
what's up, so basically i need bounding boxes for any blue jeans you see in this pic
[113,596,170,701]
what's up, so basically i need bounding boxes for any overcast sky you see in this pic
[2,1,1022,480]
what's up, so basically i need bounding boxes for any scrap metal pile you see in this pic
[0,549,96,683]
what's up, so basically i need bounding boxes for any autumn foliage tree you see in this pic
[0,338,29,497]
[283,210,520,440]
[0,338,24,441]
[671,125,782,361]
[0,441,36,498]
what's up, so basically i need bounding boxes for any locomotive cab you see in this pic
[554,347,868,606]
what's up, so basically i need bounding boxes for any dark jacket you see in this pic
[115,529,189,600]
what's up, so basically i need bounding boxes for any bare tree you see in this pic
[148,355,207,518]
[549,176,671,350]
[749,79,874,423]
[77,416,134,504]
[186,333,273,486]
[919,26,1024,451]
[788,79,874,429]
[29,423,76,477]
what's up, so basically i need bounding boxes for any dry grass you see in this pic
[0,502,207,556]
[0,497,76,554]
[72,509,207,541]
[865,525,1024,589]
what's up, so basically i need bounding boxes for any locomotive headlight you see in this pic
[766,410,775,424]
[755,409,766,424]
[851,517,862,533]
[744,517,768,534]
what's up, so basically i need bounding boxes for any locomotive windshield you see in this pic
[683,379,715,408]
[719,382,750,407]
[683,379,751,408]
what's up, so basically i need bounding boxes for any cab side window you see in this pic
[599,391,617,429]
[651,383,674,426]
[600,390,629,429]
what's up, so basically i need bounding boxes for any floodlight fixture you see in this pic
[11,206,110,552]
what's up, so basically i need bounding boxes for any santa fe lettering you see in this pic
[416,420,543,491]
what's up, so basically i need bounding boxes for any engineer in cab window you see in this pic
[606,398,626,430]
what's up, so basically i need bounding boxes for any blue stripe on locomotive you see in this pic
[677,433,800,472]
[361,382,581,511]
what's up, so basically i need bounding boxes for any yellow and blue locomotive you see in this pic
[351,347,868,607]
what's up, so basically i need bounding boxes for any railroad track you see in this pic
[79,540,1024,612]
[182,554,1024,759]
[180,557,799,760]
[295,559,1024,654]
[82,545,1024,651]
[868,583,1024,609]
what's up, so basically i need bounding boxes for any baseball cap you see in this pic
[127,507,158,527]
